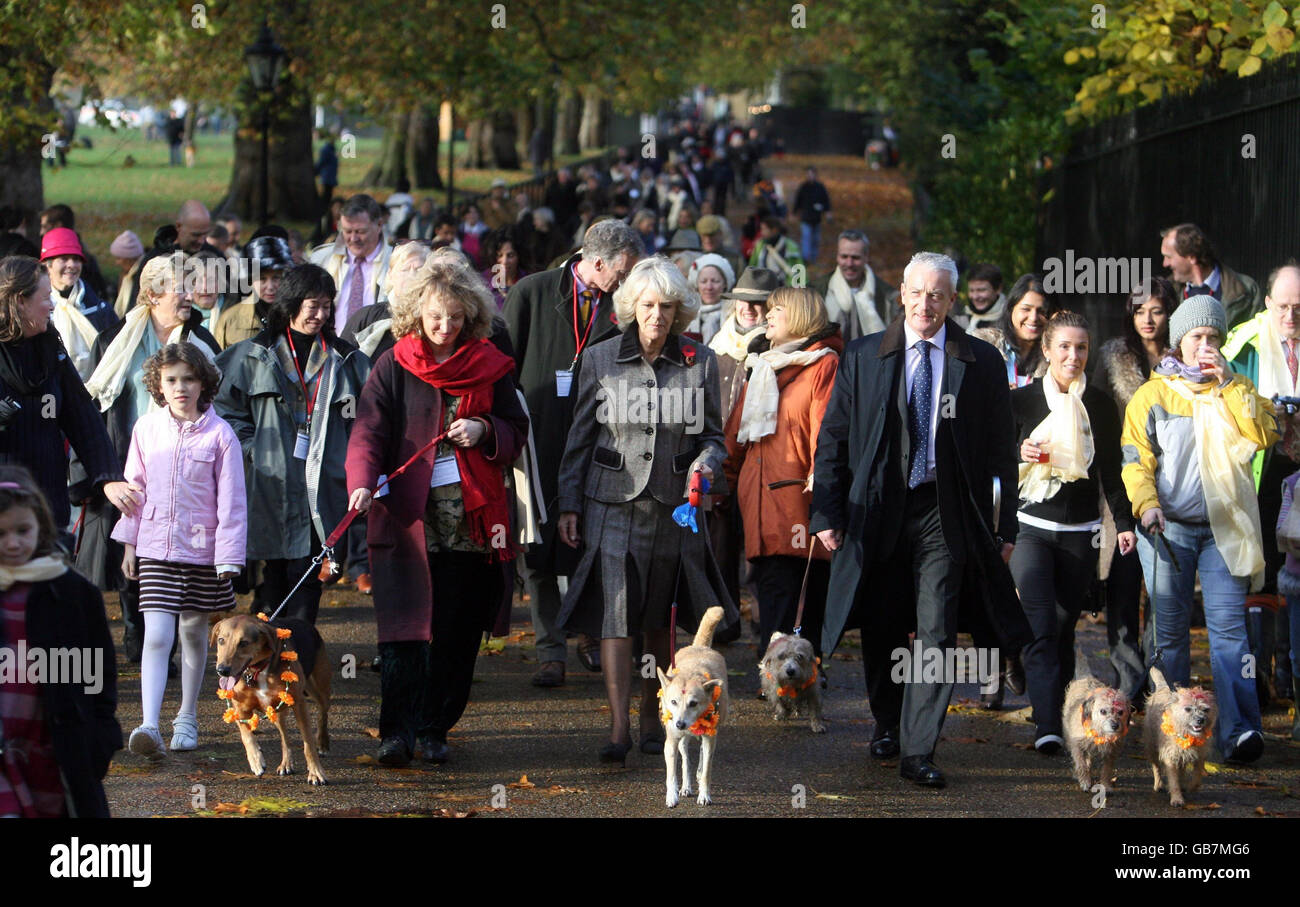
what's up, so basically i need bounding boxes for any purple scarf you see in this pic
[1153,354,1214,384]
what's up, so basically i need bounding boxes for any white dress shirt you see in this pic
[903,322,946,483]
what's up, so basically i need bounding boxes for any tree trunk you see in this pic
[578,87,607,151]
[183,102,198,145]
[514,104,534,167]
[406,104,442,189]
[490,109,519,169]
[557,87,581,155]
[462,117,490,168]
[363,107,410,187]
[0,49,54,233]
[219,79,318,223]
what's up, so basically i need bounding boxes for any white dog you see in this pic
[657,606,729,807]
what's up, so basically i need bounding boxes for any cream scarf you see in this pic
[1254,314,1296,401]
[1018,374,1094,503]
[1165,377,1265,587]
[736,342,834,443]
[84,306,215,412]
[709,313,761,363]
[826,267,884,339]
[51,280,101,380]
[0,555,67,591]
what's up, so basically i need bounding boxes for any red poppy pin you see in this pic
[681,343,697,366]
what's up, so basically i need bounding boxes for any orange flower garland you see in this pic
[1161,711,1210,749]
[655,682,723,736]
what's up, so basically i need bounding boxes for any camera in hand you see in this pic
[0,396,22,429]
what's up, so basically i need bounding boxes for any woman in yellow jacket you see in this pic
[1121,296,1278,764]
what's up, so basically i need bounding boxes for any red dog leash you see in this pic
[267,430,448,621]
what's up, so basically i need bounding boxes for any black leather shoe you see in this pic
[640,735,665,755]
[900,755,946,788]
[599,740,632,765]
[377,736,412,767]
[1005,655,1026,696]
[417,735,449,764]
[980,684,1004,710]
[870,729,900,760]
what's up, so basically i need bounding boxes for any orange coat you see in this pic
[723,330,842,561]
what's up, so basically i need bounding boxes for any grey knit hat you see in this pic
[1168,294,1226,349]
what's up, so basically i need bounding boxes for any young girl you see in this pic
[112,342,246,757]
[0,465,121,817]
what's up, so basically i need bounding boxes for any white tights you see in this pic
[140,611,209,729]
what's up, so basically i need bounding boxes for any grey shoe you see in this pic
[128,725,167,760]
[170,714,199,751]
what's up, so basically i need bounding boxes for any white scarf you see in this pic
[1018,374,1094,503]
[0,555,67,591]
[83,305,216,412]
[52,281,101,380]
[689,302,725,344]
[355,318,393,359]
[709,313,762,363]
[826,267,884,340]
[1254,314,1296,401]
[1164,376,1265,587]
[736,343,835,443]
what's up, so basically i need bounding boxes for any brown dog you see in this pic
[758,632,826,733]
[1143,666,1217,807]
[211,614,331,785]
[1062,674,1131,793]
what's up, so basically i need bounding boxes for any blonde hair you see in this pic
[137,251,188,305]
[383,242,431,300]
[390,248,494,342]
[766,287,828,339]
[612,255,699,334]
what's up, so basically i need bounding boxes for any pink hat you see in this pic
[109,230,144,259]
[40,227,84,262]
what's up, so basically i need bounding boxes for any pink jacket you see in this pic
[111,406,247,568]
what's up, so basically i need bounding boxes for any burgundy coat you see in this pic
[345,347,529,643]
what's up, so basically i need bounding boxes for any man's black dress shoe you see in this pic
[417,735,449,764]
[870,729,900,759]
[900,755,946,788]
[599,740,632,764]
[1005,655,1026,696]
[377,736,412,767]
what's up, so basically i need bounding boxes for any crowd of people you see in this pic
[0,126,1295,813]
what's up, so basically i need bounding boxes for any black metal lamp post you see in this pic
[245,21,286,226]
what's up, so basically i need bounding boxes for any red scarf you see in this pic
[395,333,517,561]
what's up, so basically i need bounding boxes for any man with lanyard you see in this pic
[503,219,643,687]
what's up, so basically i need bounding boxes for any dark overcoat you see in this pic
[345,346,529,643]
[810,316,1033,655]
[502,254,616,574]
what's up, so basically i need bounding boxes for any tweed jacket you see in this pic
[557,328,726,513]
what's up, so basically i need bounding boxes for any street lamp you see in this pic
[245,21,286,226]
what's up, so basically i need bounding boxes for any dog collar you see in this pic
[1161,710,1210,749]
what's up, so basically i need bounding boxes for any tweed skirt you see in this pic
[137,558,236,614]
[557,494,736,640]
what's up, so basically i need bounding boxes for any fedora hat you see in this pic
[722,267,779,302]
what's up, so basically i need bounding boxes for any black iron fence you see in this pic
[1037,57,1300,341]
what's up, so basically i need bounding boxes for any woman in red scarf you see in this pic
[346,250,529,767]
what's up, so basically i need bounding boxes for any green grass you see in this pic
[44,125,603,285]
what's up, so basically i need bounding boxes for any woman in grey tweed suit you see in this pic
[556,256,738,763]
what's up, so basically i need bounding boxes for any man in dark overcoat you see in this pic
[502,219,643,686]
[811,251,1031,789]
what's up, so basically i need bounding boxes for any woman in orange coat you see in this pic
[724,287,842,657]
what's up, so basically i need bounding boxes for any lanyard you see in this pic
[571,275,598,369]
[286,330,326,421]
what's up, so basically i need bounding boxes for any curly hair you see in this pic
[0,464,60,560]
[0,255,45,343]
[389,248,495,343]
[142,342,222,410]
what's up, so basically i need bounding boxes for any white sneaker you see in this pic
[128,725,167,759]
[170,714,199,752]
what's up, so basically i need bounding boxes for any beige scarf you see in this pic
[1018,374,1094,503]
[0,555,68,591]
[736,343,835,443]
[826,267,884,339]
[1254,314,1296,401]
[709,313,762,363]
[1165,377,1265,587]
[114,260,141,319]
[52,281,101,380]
[84,305,216,412]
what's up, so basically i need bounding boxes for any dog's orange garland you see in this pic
[657,681,723,736]
[1161,711,1210,749]
[764,658,820,698]
[216,612,303,728]
[1081,717,1128,746]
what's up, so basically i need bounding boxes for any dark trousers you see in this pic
[1009,526,1096,737]
[379,551,496,748]
[1105,543,1146,702]
[1258,453,1296,692]
[860,482,962,758]
[118,576,143,648]
[709,503,741,620]
[750,554,828,659]
[256,556,324,625]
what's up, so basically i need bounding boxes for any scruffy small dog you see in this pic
[759,631,825,733]
[1143,666,1217,807]
[1062,656,1131,793]
[657,606,729,808]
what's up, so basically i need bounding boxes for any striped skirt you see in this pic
[138,558,236,614]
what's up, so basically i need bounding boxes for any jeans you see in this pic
[1136,521,1261,755]
[799,221,821,264]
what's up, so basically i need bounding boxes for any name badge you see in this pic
[374,474,390,499]
[430,454,461,488]
[294,432,310,460]
[555,369,574,397]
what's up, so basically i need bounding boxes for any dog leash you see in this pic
[792,535,821,638]
[265,429,449,622]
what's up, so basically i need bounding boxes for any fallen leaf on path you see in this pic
[1181,802,1221,810]
[353,755,376,764]
[507,774,536,789]
[810,788,857,801]
[544,785,585,794]
[362,727,381,739]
